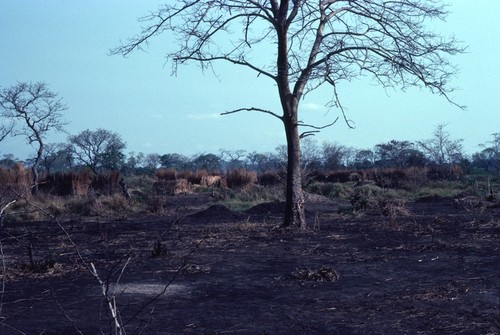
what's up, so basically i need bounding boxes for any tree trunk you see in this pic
[31,139,43,195]
[282,110,307,230]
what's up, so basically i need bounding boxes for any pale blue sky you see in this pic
[1,1,499,160]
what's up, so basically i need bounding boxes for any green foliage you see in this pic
[219,185,284,212]
[69,128,126,174]
[63,194,135,218]
[413,180,471,199]
[306,182,353,199]
[350,184,385,212]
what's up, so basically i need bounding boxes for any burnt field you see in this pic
[0,193,499,334]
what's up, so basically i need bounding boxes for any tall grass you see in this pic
[226,169,257,189]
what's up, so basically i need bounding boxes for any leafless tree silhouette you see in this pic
[0,82,67,193]
[112,0,464,229]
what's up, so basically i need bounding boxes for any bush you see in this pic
[307,182,353,199]
[350,184,385,212]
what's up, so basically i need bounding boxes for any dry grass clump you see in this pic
[178,170,217,185]
[39,171,93,196]
[39,170,126,197]
[155,168,177,181]
[153,178,191,197]
[200,175,225,188]
[0,163,32,199]
[92,170,122,195]
[226,169,257,189]
[64,193,133,218]
[258,171,284,186]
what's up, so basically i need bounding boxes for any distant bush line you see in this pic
[0,163,470,200]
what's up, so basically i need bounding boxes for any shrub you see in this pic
[307,182,353,199]
[350,184,384,212]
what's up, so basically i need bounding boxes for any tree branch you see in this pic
[221,107,283,120]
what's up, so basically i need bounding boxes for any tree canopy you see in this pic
[112,0,464,228]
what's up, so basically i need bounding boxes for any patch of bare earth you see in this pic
[0,194,499,334]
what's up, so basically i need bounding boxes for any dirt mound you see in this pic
[244,201,285,215]
[187,204,243,222]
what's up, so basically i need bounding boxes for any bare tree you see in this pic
[322,142,352,170]
[112,1,464,229]
[375,140,423,168]
[418,123,464,166]
[220,149,247,170]
[0,82,67,193]
[0,122,13,143]
[473,133,500,176]
[39,143,73,174]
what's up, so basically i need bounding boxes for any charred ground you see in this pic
[0,193,499,334]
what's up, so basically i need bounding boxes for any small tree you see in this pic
[418,124,464,166]
[69,128,126,174]
[160,153,191,170]
[143,153,162,171]
[246,151,277,173]
[322,142,353,170]
[0,82,67,193]
[191,153,222,171]
[301,138,323,172]
[220,149,247,170]
[112,1,464,228]
[374,140,424,168]
[353,149,375,169]
[474,133,500,176]
[39,143,73,174]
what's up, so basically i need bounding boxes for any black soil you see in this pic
[0,194,499,334]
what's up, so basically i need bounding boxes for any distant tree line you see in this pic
[1,124,499,178]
